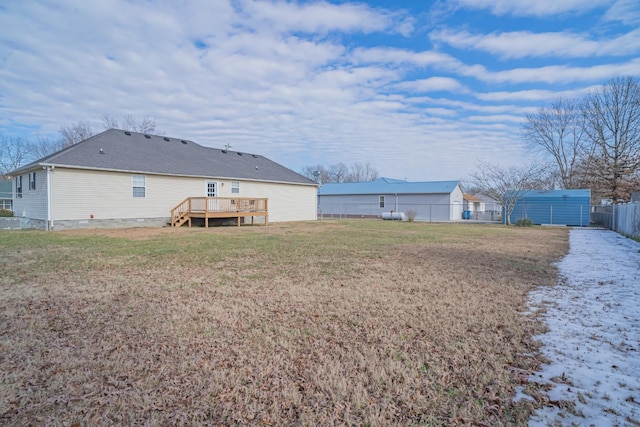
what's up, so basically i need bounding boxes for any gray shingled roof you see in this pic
[13,129,315,185]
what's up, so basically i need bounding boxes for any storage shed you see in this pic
[318,177,464,221]
[507,189,591,226]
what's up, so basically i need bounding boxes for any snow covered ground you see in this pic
[526,228,640,426]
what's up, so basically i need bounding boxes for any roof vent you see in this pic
[99,148,105,154]
[144,134,151,139]
[163,137,170,142]
[124,131,131,136]
[221,150,227,154]
[252,154,258,158]
[181,140,187,144]
[237,152,243,156]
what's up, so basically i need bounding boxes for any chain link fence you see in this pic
[317,202,501,222]
[591,202,640,238]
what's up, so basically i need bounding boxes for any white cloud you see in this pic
[465,59,640,84]
[239,0,411,35]
[312,66,399,89]
[415,97,536,115]
[452,0,612,17]
[475,86,598,102]
[422,108,458,117]
[0,0,634,182]
[395,77,468,93]
[603,0,640,25]
[351,47,462,69]
[350,45,640,86]
[467,114,528,124]
[430,28,640,59]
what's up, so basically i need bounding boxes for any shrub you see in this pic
[406,209,417,222]
[515,218,532,227]
[0,209,14,217]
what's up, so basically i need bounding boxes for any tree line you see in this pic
[468,75,640,223]
[520,75,640,204]
[0,114,156,176]
[300,162,379,184]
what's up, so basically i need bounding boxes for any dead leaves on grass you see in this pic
[0,223,568,426]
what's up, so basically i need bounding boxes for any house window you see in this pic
[231,181,240,194]
[207,182,216,197]
[16,176,22,198]
[132,175,146,197]
[29,172,36,190]
[379,195,385,208]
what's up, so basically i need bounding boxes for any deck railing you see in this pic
[171,197,268,227]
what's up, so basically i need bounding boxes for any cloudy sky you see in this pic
[1,0,639,181]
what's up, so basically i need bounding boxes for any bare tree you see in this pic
[126,115,156,133]
[300,165,330,184]
[103,113,157,134]
[0,135,32,176]
[28,135,66,160]
[1,134,67,175]
[470,161,547,225]
[522,97,587,189]
[2,114,160,174]
[327,162,349,183]
[58,114,158,149]
[583,76,640,203]
[59,121,93,147]
[346,162,379,182]
[101,113,119,129]
[302,161,379,184]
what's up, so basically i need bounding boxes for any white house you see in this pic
[0,178,12,211]
[317,177,464,221]
[9,129,317,230]
[463,194,484,219]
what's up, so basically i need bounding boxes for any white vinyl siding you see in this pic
[53,170,205,220]
[50,168,317,222]
[12,170,48,220]
[230,181,316,222]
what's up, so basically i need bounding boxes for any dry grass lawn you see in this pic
[0,221,568,426]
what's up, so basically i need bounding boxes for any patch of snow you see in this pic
[527,228,640,426]
[515,385,535,402]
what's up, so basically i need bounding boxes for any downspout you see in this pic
[46,166,54,231]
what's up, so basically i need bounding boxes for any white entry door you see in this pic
[206,181,217,197]
[206,181,218,211]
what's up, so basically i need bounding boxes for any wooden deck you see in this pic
[171,197,268,227]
